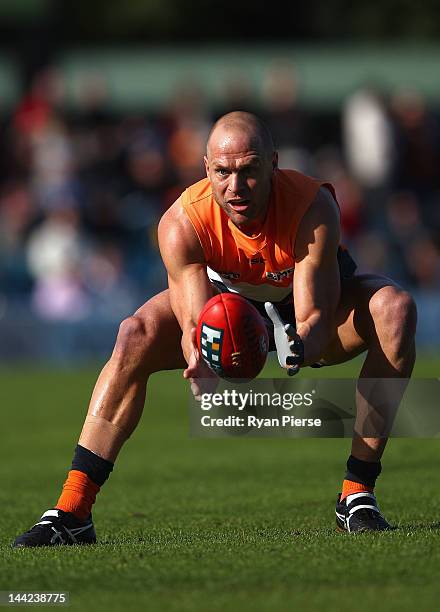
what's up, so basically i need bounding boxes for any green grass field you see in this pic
[1,355,439,611]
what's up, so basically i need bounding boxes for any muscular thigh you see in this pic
[133,289,187,372]
[319,274,402,366]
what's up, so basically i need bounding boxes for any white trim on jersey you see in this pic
[206,267,292,303]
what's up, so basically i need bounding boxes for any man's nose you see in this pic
[228,173,243,194]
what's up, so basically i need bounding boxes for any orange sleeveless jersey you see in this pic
[181,169,336,302]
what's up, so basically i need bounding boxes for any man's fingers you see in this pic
[264,302,284,328]
[190,379,202,400]
[183,356,199,379]
[284,323,296,339]
[183,328,199,380]
[286,355,301,376]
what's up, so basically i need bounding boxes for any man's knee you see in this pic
[369,286,417,351]
[113,314,156,370]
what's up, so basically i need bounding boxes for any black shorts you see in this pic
[211,246,356,352]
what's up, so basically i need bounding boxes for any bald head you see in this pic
[204,111,277,232]
[206,111,274,161]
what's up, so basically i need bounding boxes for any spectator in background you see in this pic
[314,147,364,246]
[391,89,440,197]
[262,61,305,146]
[0,182,36,297]
[343,86,395,193]
[352,232,390,277]
[117,125,171,294]
[26,207,90,321]
[262,61,312,174]
[160,79,210,208]
[216,72,256,117]
[406,236,440,289]
[82,243,137,319]
[13,67,65,138]
[165,80,210,184]
[343,86,395,242]
[384,191,423,283]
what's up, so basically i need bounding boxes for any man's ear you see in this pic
[204,156,210,178]
[272,152,279,171]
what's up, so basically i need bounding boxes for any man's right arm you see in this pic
[158,199,213,367]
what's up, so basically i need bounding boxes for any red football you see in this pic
[197,293,269,380]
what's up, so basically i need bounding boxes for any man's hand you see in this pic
[183,328,219,399]
[264,302,304,376]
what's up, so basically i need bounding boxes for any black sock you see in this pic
[345,454,381,488]
[71,444,114,486]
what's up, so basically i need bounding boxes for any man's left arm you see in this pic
[293,187,341,366]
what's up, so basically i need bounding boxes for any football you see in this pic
[197,293,269,380]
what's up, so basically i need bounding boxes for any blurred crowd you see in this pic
[1,64,440,323]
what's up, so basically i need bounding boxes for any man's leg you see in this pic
[77,290,187,462]
[14,290,188,547]
[319,274,417,531]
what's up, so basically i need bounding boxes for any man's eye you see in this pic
[216,169,229,176]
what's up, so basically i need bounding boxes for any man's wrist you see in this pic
[295,320,328,366]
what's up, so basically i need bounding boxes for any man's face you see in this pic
[204,129,277,231]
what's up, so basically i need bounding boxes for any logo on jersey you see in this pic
[250,257,265,265]
[219,271,240,280]
[200,323,224,372]
[266,267,294,282]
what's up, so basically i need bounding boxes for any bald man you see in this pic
[14,112,416,545]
